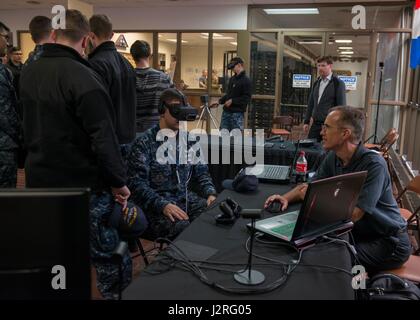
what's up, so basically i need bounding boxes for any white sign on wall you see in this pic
[338,76,358,91]
[292,74,312,88]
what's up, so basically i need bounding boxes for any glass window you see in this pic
[370,32,403,139]
[248,33,277,132]
[112,32,153,68]
[180,33,208,90]
[208,33,238,129]
[325,33,370,109]
[158,33,177,84]
[210,33,237,95]
[281,34,320,124]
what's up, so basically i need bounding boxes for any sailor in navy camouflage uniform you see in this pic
[23,16,54,68]
[127,88,217,240]
[0,21,21,188]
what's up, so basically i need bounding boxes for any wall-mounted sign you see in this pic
[115,34,128,49]
[292,74,311,88]
[338,75,357,91]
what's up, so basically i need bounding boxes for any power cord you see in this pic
[147,238,299,294]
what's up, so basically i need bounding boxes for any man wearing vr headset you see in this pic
[127,88,217,240]
[0,21,22,188]
[212,56,251,131]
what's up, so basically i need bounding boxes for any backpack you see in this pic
[364,273,420,300]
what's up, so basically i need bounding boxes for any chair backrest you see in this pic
[407,176,420,195]
[396,175,420,203]
[380,128,399,153]
[272,116,293,129]
[379,128,395,147]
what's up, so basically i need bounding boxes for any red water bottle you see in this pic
[295,151,307,183]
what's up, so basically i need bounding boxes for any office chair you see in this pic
[395,175,420,237]
[269,116,293,140]
[385,255,420,284]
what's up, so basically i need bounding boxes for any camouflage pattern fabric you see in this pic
[90,191,132,300]
[127,125,216,240]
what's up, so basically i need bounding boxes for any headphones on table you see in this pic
[215,197,242,225]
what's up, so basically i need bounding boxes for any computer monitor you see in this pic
[0,188,91,300]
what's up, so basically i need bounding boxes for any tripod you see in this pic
[195,103,220,131]
[367,62,384,144]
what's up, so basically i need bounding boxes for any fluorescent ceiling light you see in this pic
[167,39,188,43]
[298,41,322,45]
[230,42,237,46]
[264,8,319,15]
[339,55,352,58]
[335,39,352,43]
[338,46,353,50]
[340,51,354,54]
[201,33,234,40]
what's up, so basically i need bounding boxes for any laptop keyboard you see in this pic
[260,165,290,180]
[270,222,296,239]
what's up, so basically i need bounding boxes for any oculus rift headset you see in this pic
[158,88,198,121]
[215,197,242,225]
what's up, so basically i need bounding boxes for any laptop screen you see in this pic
[292,171,367,239]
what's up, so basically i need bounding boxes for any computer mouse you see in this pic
[266,200,282,213]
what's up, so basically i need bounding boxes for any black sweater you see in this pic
[88,41,137,144]
[20,44,126,190]
[219,71,252,113]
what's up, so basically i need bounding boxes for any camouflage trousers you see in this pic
[0,150,17,188]
[90,192,132,299]
[143,194,208,240]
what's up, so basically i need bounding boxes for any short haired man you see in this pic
[303,56,346,142]
[213,56,251,131]
[88,14,137,153]
[130,40,172,132]
[0,21,22,188]
[265,106,410,273]
[6,46,23,97]
[127,88,217,240]
[25,16,53,66]
[20,10,132,299]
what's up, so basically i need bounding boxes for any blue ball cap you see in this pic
[222,168,258,193]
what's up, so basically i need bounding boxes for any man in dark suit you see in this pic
[303,56,346,141]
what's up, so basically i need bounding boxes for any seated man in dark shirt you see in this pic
[264,106,411,273]
[127,88,217,240]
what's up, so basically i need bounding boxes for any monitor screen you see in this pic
[0,189,91,299]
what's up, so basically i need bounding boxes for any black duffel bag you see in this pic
[365,273,420,300]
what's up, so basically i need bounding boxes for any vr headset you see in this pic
[159,88,198,121]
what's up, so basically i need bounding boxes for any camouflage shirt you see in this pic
[127,124,217,214]
[0,64,21,151]
[23,45,44,68]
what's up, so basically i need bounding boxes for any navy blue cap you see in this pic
[222,168,258,193]
[109,202,148,240]
[227,56,244,69]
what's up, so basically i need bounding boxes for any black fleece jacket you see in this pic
[20,43,126,190]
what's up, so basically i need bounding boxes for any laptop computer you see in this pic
[246,138,307,184]
[246,164,291,184]
[250,171,367,248]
